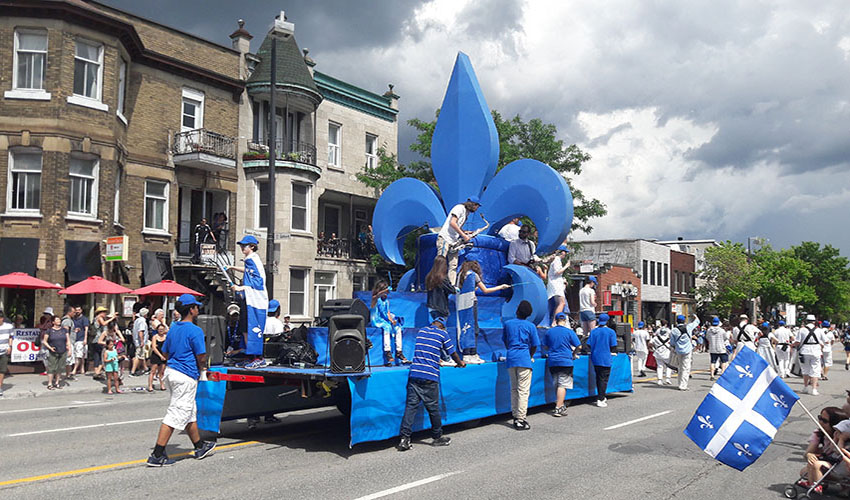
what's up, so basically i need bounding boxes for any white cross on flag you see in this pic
[684,345,799,471]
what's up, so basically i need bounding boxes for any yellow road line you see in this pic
[0,440,258,487]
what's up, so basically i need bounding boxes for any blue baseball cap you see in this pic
[555,312,567,321]
[237,235,259,245]
[823,320,831,327]
[598,313,609,324]
[466,196,481,205]
[761,322,770,328]
[434,316,447,326]
[557,245,569,253]
[637,321,645,328]
[778,320,785,326]
[268,299,280,312]
[177,293,202,307]
[588,276,598,284]
[711,317,720,326]
[677,314,686,322]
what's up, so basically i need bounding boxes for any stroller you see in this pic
[785,458,850,499]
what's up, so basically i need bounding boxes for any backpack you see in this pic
[273,341,318,367]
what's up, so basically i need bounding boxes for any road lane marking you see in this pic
[604,410,673,430]
[7,417,163,437]
[353,471,463,500]
[0,440,259,487]
[0,402,110,415]
[635,369,709,384]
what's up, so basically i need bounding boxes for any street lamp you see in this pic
[746,236,768,320]
[265,13,293,297]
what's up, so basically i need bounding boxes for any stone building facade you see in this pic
[234,13,398,322]
[0,0,243,322]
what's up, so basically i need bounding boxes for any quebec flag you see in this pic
[684,345,799,471]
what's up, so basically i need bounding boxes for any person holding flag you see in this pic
[227,235,268,369]
[456,260,508,364]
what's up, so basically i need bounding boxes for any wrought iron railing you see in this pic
[173,129,236,160]
[316,236,374,260]
[245,139,317,166]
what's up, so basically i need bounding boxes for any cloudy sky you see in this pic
[102,0,850,255]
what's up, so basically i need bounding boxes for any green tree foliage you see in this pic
[697,241,759,318]
[791,242,850,321]
[751,246,816,315]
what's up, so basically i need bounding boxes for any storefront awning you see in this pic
[65,240,103,285]
[141,251,174,286]
[0,238,39,276]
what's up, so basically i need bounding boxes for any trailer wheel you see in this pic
[783,485,797,499]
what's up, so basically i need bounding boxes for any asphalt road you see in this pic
[1,351,847,500]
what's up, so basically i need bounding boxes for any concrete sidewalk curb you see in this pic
[1,374,157,399]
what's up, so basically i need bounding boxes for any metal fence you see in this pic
[246,140,317,166]
[173,129,236,159]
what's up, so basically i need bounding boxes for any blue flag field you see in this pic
[684,345,799,471]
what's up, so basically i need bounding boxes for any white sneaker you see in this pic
[812,388,820,396]
[802,385,810,394]
[439,358,457,367]
[595,400,608,408]
[665,379,672,385]
[656,380,664,386]
[463,354,485,365]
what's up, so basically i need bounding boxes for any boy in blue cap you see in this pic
[543,312,581,417]
[706,316,730,380]
[227,235,268,369]
[587,313,617,407]
[147,294,215,466]
[397,316,465,451]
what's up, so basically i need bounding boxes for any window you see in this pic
[255,180,269,229]
[680,272,686,294]
[657,262,663,287]
[291,183,310,232]
[181,88,204,131]
[642,260,648,285]
[328,122,341,167]
[14,30,47,91]
[663,263,669,287]
[673,271,679,293]
[116,58,127,120]
[7,151,42,212]
[353,274,366,292]
[144,180,168,231]
[73,40,102,100]
[314,272,337,316]
[365,134,377,169]
[68,157,98,216]
[113,167,121,224]
[649,260,655,286]
[289,268,309,317]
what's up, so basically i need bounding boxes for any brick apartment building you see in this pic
[568,264,642,325]
[234,13,398,322]
[0,0,244,322]
[669,249,696,319]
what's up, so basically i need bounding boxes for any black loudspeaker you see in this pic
[329,314,366,373]
[615,322,632,353]
[318,298,370,327]
[197,315,225,366]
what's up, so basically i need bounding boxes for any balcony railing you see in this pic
[317,236,375,260]
[173,129,236,159]
[246,139,317,166]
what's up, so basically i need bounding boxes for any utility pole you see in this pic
[266,33,277,297]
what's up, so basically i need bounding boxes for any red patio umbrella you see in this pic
[0,272,61,290]
[59,276,132,295]
[132,279,204,297]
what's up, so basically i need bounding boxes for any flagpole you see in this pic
[797,400,847,459]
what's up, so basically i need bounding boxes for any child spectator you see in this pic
[542,312,580,417]
[370,280,408,366]
[103,338,122,394]
[798,406,848,493]
[503,300,540,430]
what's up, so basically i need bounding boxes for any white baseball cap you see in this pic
[43,306,54,315]
[805,314,816,321]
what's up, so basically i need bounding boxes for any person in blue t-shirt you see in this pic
[502,300,540,430]
[587,313,618,408]
[397,317,465,451]
[146,294,215,467]
[542,312,581,417]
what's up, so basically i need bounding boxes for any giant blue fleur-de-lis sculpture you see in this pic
[372,52,574,324]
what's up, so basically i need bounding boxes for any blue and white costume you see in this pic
[457,270,478,354]
[242,251,268,356]
[371,296,402,353]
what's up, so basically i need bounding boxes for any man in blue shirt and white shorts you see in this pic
[147,294,215,466]
[543,312,581,417]
[397,316,466,451]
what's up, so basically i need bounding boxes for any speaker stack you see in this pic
[196,314,225,365]
[329,314,367,373]
[317,298,370,327]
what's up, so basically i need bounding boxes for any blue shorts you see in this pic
[710,353,729,364]
[580,310,596,322]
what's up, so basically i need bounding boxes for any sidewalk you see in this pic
[0,372,158,399]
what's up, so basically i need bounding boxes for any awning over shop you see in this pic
[141,251,174,286]
[0,238,39,276]
[65,240,103,285]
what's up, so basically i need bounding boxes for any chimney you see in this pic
[383,83,399,111]
[229,19,253,53]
